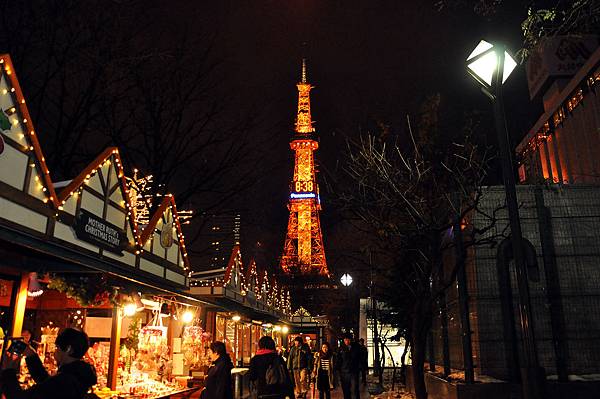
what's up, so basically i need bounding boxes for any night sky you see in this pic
[195,1,541,275]
[2,1,543,278]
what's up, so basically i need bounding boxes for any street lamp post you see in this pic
[340,273,353,332]
[467,40,543,399]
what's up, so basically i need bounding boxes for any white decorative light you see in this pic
[502,53,517,84]
[340,273,353,287]
[27,272,44,297]
[182,310,194,323]
[467,40,517,87]
[123,303,137,317]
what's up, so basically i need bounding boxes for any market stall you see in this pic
[0,273,208,398]
[190,246,293,366]
[0,53,210,398]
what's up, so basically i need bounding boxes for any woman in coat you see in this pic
[202,341,233,399]
[312,342,335,399]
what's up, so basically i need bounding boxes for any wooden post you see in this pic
[10,273,29,337]
[167,316,174,359]
[205,310,216,337]
[107,305,122,390]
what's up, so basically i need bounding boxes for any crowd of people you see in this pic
[203,332,368,399]
[0,327,368,399]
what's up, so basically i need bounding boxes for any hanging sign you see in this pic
[526,35,599,98]
[74,209,126,255]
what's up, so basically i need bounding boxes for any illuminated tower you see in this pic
[280,60,329,277]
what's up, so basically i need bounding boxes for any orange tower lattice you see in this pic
[280,60,329,277]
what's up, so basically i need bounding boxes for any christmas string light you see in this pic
[0,54,56,206]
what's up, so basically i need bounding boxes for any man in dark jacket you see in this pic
[0,327,97,399]
[286,336,312,399]
[249,336,294,399]
[202,341,233,399]
[358,338,368,384]
[336,333,361,399]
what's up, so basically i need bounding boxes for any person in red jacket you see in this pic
[249,336,294,399]
[0,327,97,399]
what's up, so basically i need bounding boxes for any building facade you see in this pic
[517,38,600,184]
[197,210,242,270]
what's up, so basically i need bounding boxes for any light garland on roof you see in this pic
[1,55,56,207]
[248,261,261,300]
[2,55,197,282]
[190,277,224,288]
[272,280,280,309]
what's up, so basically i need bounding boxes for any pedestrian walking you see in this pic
[201,341,234,399]
[249,336,294,399]
[287,336,312,399]
[336,333,361,399]
[358,338,368,385]
[312,342,335,399]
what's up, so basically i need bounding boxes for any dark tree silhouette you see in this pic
[0,0,271,261]
[338,94,502,399]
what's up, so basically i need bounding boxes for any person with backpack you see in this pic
[249,336,294,399]
[312,342,335,399]
[287,336,312,399]
[201,341,234,399]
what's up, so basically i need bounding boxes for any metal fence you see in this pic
[427,184,600,381]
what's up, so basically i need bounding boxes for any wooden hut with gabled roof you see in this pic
[0,54,191,292]
[0,53,207,391]
[189,245,289,321]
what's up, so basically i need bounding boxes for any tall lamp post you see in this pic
[340,273,353,333]
[466,40,543,399]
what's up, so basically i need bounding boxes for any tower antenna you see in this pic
[301,58,307,84]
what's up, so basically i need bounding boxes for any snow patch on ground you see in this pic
[546,374,600,381]
[475,374,505,383]
[370,389,414,399]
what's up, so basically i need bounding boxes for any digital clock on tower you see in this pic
[295,180,314,192]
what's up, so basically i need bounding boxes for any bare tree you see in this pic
[0,0,151,179]
[338,94,501,399]
[0,0,270,257]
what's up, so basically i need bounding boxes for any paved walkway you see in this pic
[185,382,371,399]
[307,384,370,399]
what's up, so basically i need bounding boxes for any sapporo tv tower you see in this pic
[280,59,331,301]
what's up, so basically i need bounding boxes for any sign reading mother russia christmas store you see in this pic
[74,209,127,255]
